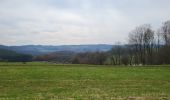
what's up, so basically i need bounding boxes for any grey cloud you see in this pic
[0,0,170,45]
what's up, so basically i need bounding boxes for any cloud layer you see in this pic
[0,0,170,45]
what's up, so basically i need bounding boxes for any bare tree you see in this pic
[144,26,154,64]
[156,29,162,51]
[161,20,170,46]
[110,42,122,65]
[157,20,170,64]
[128,24,155,65]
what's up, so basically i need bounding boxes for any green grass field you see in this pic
[0,62,170,100]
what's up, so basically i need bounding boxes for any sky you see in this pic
[0,0,170,45]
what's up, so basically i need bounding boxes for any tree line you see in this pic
[71,20,170,65]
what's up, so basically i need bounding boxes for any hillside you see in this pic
[0,48,32,62]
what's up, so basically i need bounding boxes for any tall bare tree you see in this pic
[158,20,170,64]
[128,24,154,65]
[143,26,154,64]
[161,20,170,46]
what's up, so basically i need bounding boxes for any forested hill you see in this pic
[0,48,32,62]
[0,44,113,55]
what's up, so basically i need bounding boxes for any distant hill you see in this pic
[0,48,32,62]
[0,44,113,55]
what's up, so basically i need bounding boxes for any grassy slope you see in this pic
[0,62,170,99]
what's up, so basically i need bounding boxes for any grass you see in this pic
[0,62,170,99]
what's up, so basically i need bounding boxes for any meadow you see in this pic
[0,62,170,100]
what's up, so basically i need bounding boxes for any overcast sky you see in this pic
[0,0,170,45]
